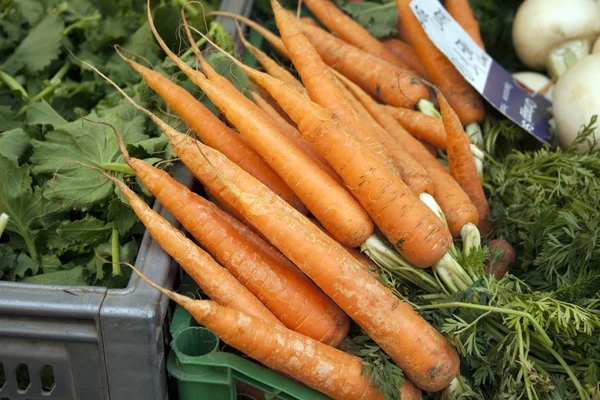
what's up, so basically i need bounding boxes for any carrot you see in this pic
[172,119,459,391]
[210,10,428,109]
[396,17,413,45]
[382,105,447,150]
[381,38,431,80]
[300,0,409,68]
[115,52,307,215]
[201,26,453,269]
[153,4,373,248]
[342,74,478,237]
[419,139,438,157]
[436,90,492,235]
[129,266,423,400]
[250,90,340,183]
[238,27,308,96]
[445,0,485,50]
[71,161,279,325]
[484,239,516,279]
[108,126,349,345]
[312,218,380,276]
[295,18,429,109]
[336,73,433,196]
[396,0,485,124]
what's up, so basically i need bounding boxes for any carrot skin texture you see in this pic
[251,91,340,184]
[225,30,451,266]
[338,73,434,196]
[107,175,280,325]
[396,0,485,124]
[148,13,372,249]
[436,91,492,234]
[240,36,308,96]
[363,98,478,236]
[445,0,485,49]
[121,59,306,214]
[198,77,372,248]
[297,21,429,108]
[382,38,431,80]
[174,297,421,400]
[127,157,350,346]
[180,129,459,391]
[301,0,410,69]
[383,105,448,150]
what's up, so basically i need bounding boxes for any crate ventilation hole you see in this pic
[0,363,55,395]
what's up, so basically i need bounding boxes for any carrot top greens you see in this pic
[0,0,246,286]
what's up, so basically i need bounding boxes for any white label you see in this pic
[409,0,492,92]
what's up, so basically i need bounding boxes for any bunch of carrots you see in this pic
[72,0,518,398]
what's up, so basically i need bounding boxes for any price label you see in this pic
[410,0,552,144]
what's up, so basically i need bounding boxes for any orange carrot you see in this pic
[238,29,308,96]
[396,0,485,124]
[152,3,373,248]
[383,105,447,149]
[312,218,380,276]
[340,71,478,236]
[295,18,429,109]
[419,139,438,157]
[77,163,279,325]
[116,52,306,215]
[301,0,409,68]
[250,90,340,183]
[445,0,485,50]
[131,268,422,400]
[163,116,459,391]
[202,26,452,269]
[436,90,491,234]
[396,17,413,45]
[210,10,428,109]
[381,38,431,80]
[108,128,349,345]
[335,71,434,196]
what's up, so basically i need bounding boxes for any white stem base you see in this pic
[0,213,8,238]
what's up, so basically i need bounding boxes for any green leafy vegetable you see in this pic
[335,1,397,38]
[0,0,235,287]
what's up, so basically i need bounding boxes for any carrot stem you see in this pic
[360,235,439,293]
[417,99,441,119]
[0,213,8,239]
[418,302,554,348]
[460,222,481,257]
[111,226,121,276]
[466,123,484,147]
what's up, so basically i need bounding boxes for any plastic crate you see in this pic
[0,1,252,398]
[167,304,330,400]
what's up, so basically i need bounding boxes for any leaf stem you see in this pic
[0,69,29,99]
[111,226,121,276]
[0,213,8,238]
[543,344,589,400]
[98,163,135,174]
[417,302,554,347]
[15,64,70,117]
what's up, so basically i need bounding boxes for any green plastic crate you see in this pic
[167,306,330,400]
[166,273,330,400]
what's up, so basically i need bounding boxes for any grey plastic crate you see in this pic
[0,1,253,398]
